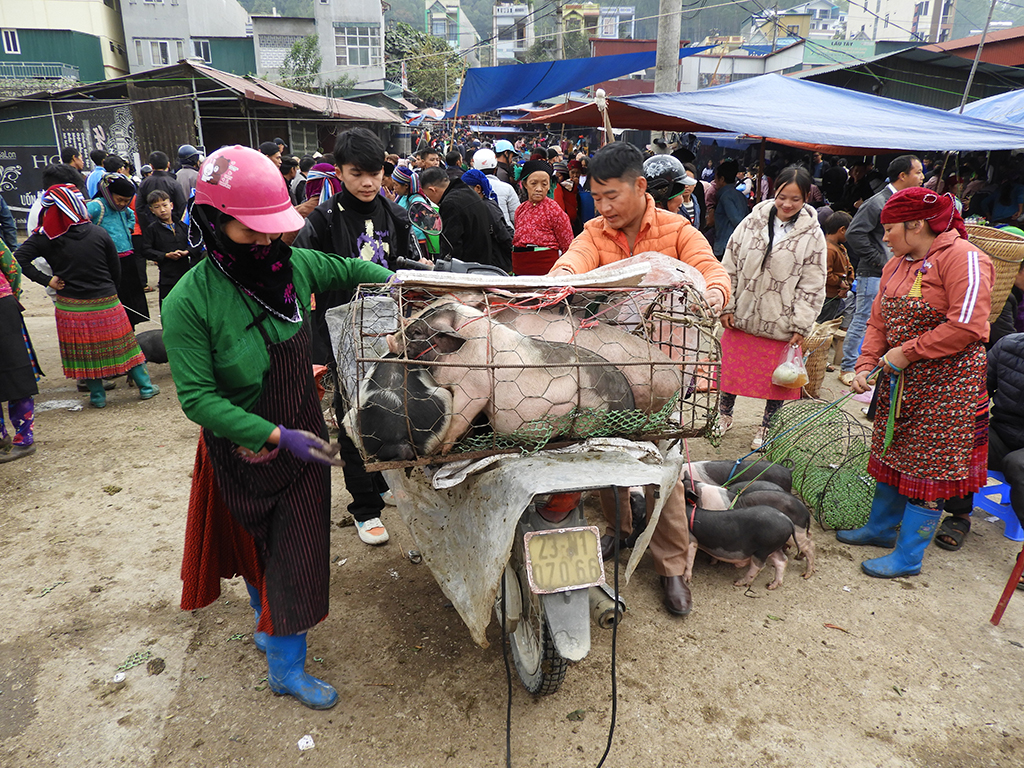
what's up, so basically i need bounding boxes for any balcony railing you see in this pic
[0,61,80,80]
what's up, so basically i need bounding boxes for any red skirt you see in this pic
[720,327,802,401]
[54,295,145,379]
[512,248,560,276]
[179,434,263,613]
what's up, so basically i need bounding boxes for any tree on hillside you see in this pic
[524,30,589,63]
[279,34,321,92]
[385,22,466,105]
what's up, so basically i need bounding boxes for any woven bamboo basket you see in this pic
[965,224,1024,322]
[801,318,843,399]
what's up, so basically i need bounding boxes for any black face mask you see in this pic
[196,205,300,323]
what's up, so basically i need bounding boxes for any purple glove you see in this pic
[277,426,344,466]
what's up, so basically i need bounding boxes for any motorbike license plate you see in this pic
[523,526,605,594]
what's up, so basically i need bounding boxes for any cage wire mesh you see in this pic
[337,282,721,471]
[763,400,873,530]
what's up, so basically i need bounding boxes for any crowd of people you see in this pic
[3,124,1024,710]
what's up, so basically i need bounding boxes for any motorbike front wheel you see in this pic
[507,533,567,695]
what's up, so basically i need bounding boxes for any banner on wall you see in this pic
[0,100,140,231]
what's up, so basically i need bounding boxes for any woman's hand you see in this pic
[382,187,397,202]
[720,312,734,329]
[881,346,910,374]
[851,371,873,394]
[789,332,804,347]
[48,275,64,291]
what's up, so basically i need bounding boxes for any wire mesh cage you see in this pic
[333,281,721,471]
[763,400,873,530]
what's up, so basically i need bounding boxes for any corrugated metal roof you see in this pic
[189,63,399,123]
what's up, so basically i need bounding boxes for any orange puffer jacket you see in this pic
[551,194,731,301]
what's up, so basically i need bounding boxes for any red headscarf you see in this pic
[35,183,90,240]
[880,187,968,239]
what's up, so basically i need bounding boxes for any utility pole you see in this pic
[654,0,683,93]
[555,0,565,60]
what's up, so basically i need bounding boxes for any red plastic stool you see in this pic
[991,547,1024,625]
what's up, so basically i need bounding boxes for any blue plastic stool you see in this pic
[974,471,1024,542]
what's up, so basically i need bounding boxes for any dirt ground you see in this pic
[3,270,1024,768]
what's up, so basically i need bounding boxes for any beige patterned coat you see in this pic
[722,200,827,341]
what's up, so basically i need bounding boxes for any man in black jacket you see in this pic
[420,167,498,267]
[293,127,415,548]
[136,150,187,232]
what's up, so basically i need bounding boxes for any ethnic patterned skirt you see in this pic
[54,295,145,379]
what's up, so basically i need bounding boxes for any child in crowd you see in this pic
[141,189,201,308]
[818,210,854,323]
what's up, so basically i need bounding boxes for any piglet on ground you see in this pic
[682,485,796,590]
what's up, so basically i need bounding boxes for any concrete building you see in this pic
[0,0,129,83]
[787,1,847,39]
[564,4,635,39]
[251,15,315,82]
[680,42,806,90]
[424,1,481,65]
[121,0,254,75]
[845,0,954,42]
[317,0,385,92]
[493,3,534,64]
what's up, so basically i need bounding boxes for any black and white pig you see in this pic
[682,487,796,590]
[683,477,815,578]
[687,459,793,494]
[387,301,634,452]
[345,356,453,462]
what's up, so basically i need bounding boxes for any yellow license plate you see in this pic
[524,526,605,594]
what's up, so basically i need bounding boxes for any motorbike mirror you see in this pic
[409,200,442,235]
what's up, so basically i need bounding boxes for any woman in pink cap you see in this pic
[162,145,392,710]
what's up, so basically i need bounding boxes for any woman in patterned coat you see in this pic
[719,166,828,449]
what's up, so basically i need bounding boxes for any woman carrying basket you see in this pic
[838,188,994,578]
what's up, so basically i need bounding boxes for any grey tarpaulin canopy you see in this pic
[956,89,1024,126]
[518,73,1024,153]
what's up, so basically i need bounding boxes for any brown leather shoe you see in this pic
[600,534,630,560]
[659,575,692,616]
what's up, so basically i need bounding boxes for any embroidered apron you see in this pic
[868,276,988,502]
[203,307,331,636]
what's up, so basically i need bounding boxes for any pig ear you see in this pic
[386,334,402,355]
[432,331,466,355]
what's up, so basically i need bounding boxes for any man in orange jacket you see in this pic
[549,141,731,618]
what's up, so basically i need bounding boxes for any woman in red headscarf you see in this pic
[838,188,994,579]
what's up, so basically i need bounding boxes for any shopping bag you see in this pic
[771,344,809,389]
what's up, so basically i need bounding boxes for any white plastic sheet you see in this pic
[382,440,683,647]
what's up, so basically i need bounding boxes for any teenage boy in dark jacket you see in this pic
[294,127,416,548]
[141,189,202,308]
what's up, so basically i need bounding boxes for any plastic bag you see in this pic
[771,344,809,389]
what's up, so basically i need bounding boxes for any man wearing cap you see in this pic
[260,141,283,168]
[493,140,516,185]
[548,141,731,618]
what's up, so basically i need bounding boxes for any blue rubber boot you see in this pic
[127,364,160,400]
[244,582,268,654]
[265,633,338,710]
[84,379,107,408]
[862,503,941,579]
[836,481,907,548]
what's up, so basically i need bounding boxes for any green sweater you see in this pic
[162,247,392,451]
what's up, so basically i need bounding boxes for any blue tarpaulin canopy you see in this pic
[525,74,1024,152]
[956,89,1024,126]
[445,47,711,118]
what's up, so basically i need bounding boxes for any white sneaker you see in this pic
[716,414,733,436]
[380,489,397,506]
[355,517,390,545]
[750,427,767,451]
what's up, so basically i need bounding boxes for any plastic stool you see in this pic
[974,470,1024,542]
